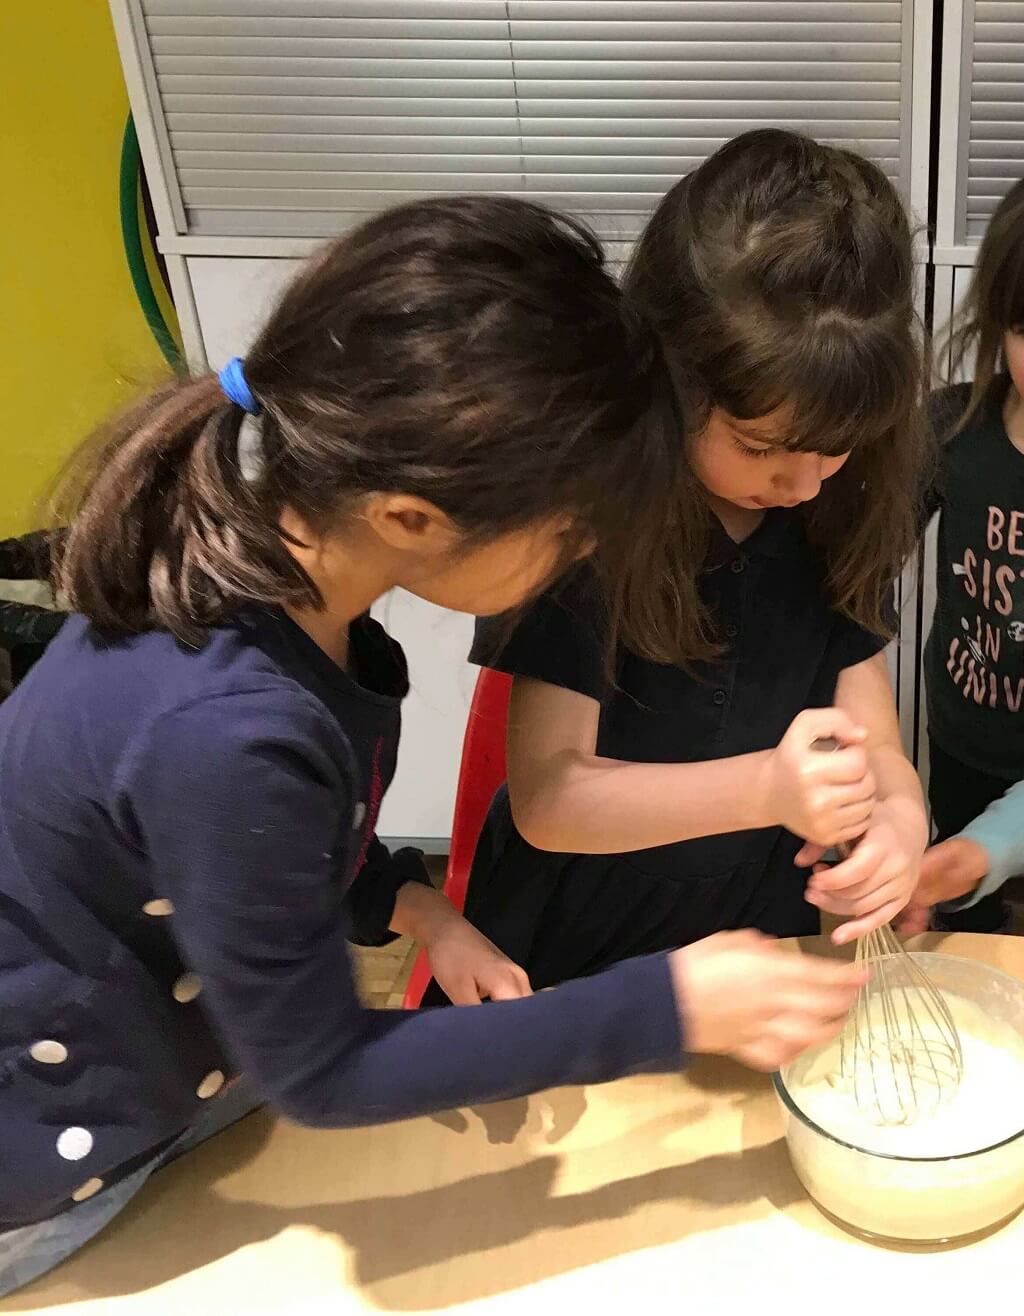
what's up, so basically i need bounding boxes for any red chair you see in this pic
[402,668,512,1008]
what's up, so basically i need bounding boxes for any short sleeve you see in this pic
[470,567,611,703]
[833,583,898,672]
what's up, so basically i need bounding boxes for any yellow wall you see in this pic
[2,4,177,534]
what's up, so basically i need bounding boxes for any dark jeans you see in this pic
[928,737,1014,933]
[0,1080,261,1298]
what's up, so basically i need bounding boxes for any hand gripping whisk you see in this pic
[813,738,963,1126]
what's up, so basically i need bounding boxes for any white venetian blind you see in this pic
[961,1,1024,242]
[136,0,913,250]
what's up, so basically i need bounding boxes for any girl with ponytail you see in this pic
[0,194,863,1291]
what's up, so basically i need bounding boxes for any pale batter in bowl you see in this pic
[773,953,1024,1242]
[791,997,1024,1158]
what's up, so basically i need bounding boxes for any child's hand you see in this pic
[894,837,990,937]
[761,708,875,847]
[393,882,532,1004]
[669,931,867,1071]
[800,798,928,945]
[422,911,533,1005]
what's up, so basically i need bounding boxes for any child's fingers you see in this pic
[795,841,827,868]
[813,752,874,790]
[812,873,905,917]
[473,963,531,1000]
[445,976,485,1006]
[833,815,874,845]
[484,965,532,1001]
[828,778,876,811]
[836,793,876,822]
[511,964,533,995]
[808,860,898,904]
[486,981,529,1001]
[918,845,954,882]
[800,708,867,750]
[737,1012,850,1070]
[812,860,906,911]
[807,843,881,892]
[776,953,869,990]
[895,902,931,937]
[773,1009,852,1046]
[775,982,865,1020]
[805,785,873,834]
[786,1010,855,1052]
[831,895,910,945]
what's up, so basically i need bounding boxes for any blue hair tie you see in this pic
[218,357,261,415]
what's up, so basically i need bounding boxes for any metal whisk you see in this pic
[813,739,964,1126]
[839,922,964,1126]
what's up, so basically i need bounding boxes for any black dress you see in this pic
[424,510,891,1000]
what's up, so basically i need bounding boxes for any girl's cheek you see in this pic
[822,453,851,481]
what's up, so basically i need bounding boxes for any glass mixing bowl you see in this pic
[773,952,1024,1243]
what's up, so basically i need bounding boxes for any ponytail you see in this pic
[52,196,687,653]
[55,376,317,644]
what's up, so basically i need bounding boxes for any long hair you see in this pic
[944,177,1024,433]
[54,196,699,655]
[625,129,932,639]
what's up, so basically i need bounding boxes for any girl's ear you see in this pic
[362,493,461,556]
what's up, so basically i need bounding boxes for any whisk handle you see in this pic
[811,736,860,861]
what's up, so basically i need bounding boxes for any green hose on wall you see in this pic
[119,115,181,369]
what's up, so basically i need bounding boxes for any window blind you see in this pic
[136,0,914,246]
[961,1,1024,242]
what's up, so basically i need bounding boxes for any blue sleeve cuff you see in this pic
[939,779,1024,910]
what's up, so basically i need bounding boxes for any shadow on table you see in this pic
[6,1094,799,1312]
[430,1083,588,1146]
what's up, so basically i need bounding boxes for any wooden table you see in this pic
[6,932,1024,1316]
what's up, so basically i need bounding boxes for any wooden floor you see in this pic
[352,938,420,1009]
[351,855,447,1008]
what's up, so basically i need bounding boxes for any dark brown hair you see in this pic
[945,177,1024,432]
[625,129,932,639]
[56,196,695,654]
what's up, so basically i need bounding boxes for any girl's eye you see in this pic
[731,436,772,460]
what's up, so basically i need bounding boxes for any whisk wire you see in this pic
[811,737,963,1127]
[840,925,963,1126]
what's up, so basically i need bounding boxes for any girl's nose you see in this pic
[775,454,823,504]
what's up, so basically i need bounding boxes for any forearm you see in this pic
[835,652,927,851]
[271,952,681,1127]
[512,748,777,854]
[954,780,1024,903]
[870,743,928,850]
[389,879,457,941]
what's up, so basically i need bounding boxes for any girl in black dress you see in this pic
[428,132,932,999]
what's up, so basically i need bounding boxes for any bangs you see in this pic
[717,313,914,457]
